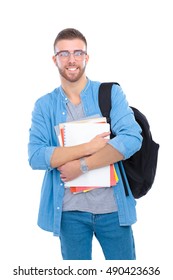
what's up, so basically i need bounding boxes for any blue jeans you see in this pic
[59,211,136,260]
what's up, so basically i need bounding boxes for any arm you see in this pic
[85,143,123,170]
[50,131,110,168]
[58,143,123,182]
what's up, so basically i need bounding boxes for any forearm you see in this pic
[57,144,124,183]
[85,143,124,170]
[50,131,110,168]
[50,143,91,168]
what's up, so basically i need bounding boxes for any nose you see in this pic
[68,52,76,62]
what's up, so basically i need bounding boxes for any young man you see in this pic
[28,28,142,260]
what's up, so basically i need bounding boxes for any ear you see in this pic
[85,54,89,64]
[52,55,57,65]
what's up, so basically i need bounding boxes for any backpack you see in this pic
[98,82,160,198]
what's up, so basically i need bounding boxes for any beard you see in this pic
[57,62,87,83]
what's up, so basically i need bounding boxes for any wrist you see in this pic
[79,157,89,174]
[83,142,91,156]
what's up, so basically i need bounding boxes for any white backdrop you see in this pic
[0,0,172,278]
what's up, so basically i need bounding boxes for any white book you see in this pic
[55,116,107,146]
[62,122,112,187]
[63,122,109,146]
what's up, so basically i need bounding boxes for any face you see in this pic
[53,39,89,83]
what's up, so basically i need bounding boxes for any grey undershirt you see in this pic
[62,101,118,214]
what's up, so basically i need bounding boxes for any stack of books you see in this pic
[55,117,118,193]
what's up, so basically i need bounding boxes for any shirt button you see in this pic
[57,206,60,210]
[62,112,65,115]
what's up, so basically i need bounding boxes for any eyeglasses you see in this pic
[54,50,87,61]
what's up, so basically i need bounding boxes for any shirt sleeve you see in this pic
[28,97,57,170]
[108,84,143,159]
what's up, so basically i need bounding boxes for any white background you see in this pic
[0,0,172,278]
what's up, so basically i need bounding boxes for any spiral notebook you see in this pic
[62,122,116,187]
[63,122,110,146]
[57,116,107,146]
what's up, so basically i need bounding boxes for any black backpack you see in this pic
[99,82,160,198]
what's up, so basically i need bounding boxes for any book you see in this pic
[63,122,110,147]
[61,121,117,188]
[56,116,107,146]
[70,163,118,193]
[55,117,119,193]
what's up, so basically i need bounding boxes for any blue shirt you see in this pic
[28,79,142,236]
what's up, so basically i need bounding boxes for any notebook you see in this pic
[63,122,110,146]
[62,122,115,187]
[56,116,107,146]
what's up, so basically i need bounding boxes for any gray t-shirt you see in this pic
[62,101,118,214]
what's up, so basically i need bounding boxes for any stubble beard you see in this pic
[57,63,86,83]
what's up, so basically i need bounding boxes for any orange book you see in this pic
[70,164,118,194]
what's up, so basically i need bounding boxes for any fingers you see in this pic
[94,131,110,141]
[92,131,110,140]
[98,131,111,138]
[58,168,67,182]
[60,174,67,182]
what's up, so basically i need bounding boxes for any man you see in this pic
[28,28,142,260]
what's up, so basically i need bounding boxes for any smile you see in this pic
[67,67,78,71]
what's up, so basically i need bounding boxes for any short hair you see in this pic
[53,28,87,52]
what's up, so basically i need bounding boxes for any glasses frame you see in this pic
[54,49,87,60]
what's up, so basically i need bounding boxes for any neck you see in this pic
[61,76,88,105]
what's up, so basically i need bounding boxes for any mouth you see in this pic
[67,67,78,72]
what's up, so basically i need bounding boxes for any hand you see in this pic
[87,131,110,155]
[58,160,82,182]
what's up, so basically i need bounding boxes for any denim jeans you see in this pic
[59,211,136,260]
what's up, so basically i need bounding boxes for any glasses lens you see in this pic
[74,50,83,57]
[74,50,86,60]
[59,51,69,58]
[56,50,86,60]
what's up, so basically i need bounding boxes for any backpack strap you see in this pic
[98,82,129,196]
[98,82,120,124]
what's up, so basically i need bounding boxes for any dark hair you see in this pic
[53,28,87,52]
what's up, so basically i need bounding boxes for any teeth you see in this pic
[68,68,77,71]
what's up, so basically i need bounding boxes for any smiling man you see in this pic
[53,41,88,83]
[28,28,142,260]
